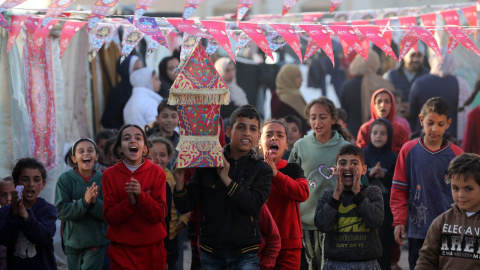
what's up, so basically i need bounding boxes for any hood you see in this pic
[159,56,178,85]
[370,88,396,122]
[429,47,455,78]
[116,54,140,88]
[367,118,394,153]
[305,130,345,147]
[130,67,154,90]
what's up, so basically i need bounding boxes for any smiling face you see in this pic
[0,181,15,206]
[336,154,367,190]
[17,168,46,209]
[451,175,480,213]
[153,142,170,169]
[260,123,288,163]
[309,103,335,144]
[119,126,148,166]
[370,123,388,149]
[71,141,98,175]
[374,92,392,119]
[156,108,179,137]
[226,117,260,160]
[419,112,451,149]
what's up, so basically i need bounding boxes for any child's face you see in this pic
[286,122,301,146]
[419,112,451,146]
[336,154,367,190]
[226,117,260,157]
[451,175,480,213]
[370,124,388,149]
[119,126,148,166]
[71,141,98,173]
[0,182,15,206]
[336,118,347,129]
[17,168,46,208]
[374,92,392,119]
[153,142,170,169]
[146,147,155,163]
[156,108,179,136]
[260,123,287,161]
[309,104,335,140]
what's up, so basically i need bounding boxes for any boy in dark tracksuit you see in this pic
[173,105,273,269]
[315,144,384,270]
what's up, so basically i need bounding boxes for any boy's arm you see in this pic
[173,169,203,214]
[314,190,338,232]
[390,146,410,227]
[356,186,384,229]
[54,175,88,221]
[20,203,57,246]
[259,205,281,270]
[102,172,136,225]
[136,170,168,223]
[271,164,309,202]
[415,216,442,270]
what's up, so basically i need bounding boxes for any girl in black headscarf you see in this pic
[158,56,180,99]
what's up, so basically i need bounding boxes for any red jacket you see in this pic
[462,106,480,155]
[356,88,409,153]
[266,160,309,249]
[259,204,281,270]
[102,159,167,246]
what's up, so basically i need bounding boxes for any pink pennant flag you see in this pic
[357,25,398,61]
[121,26,144,62]
[329,24,368,61]
[168,18,210,39]
[0,13,10,31]
[59,21,86,58]
[303,36,321,62]
[444,26,480,56]
[420,13,437,36]
[351,20,371,56]
[7,15,27,52]
[202,20,235,62]
[302,12,323,22]
[447,33,460,54]
[237,0,257,22]
[271,24,303,62]
[183,0,204,20]
[330,0,343,13]
[24,16,40,37]
[33,19,59,51]
[398,30,420,61]
[42,0,74,27]
[461,5,477,39]
[440,9,460,26]
[375,19,393,45]
[92,23,118,58]
[238,22,274,60]
[398,16,417,28]
[0,0,28,12]
[134,0,158,21]
[146,39,159,59]
[282,0,298,16]
[87,0,119,32]
[133,17,168,49]
[410,26,442,61]
[299,24,335,66]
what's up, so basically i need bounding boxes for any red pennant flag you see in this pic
[461,5,477,39]
[351,20,371,55]
[183,0,204,20]
[202,20,235,62]
[87,0,119,32]
[329,24,368,61]
[357,25,398,61]
[444,26,480,56]
[282,0,298,15]
[0,0,28,12]
[330,0,343,13]
[329,22,352,60]
[410,26,441,61]
[0,13,10,31]
[237,0,257,22]
[303,36,321,62]
[271,24,303,63]
[59,21,86,58]
[299,24,335,66]
[134,0,158,21]
[7,15,27,52]
[440,9,460,26]
[33,19,59,51]
[24,16,40,37]
[420,13,437,36]
[238,22,274,60]
[398,16,417,27]
[375,19,393,45]
[398,30,420,61]
[168,18,210,39]
[302,12,323,22]
[42,0,74,27]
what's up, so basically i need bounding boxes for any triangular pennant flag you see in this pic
[330,0,343,13]
[201,20,235,62]
[357,25,398,61]
[205,38,220,55]
[420,13,437,36]
[42,0,74,27]
[440,9,460,26]
[282,0,298,15]
[398,29,420,61]
[271,24,303,63]
[146,37,159,59]
[120,26,144,63]
[351,20,371,56]
[7,15,27,52]
[303,36,321,62]
[0,0,28,12]
[302,12,323,22]
[24,16,40,37]
[398,16,417,27]
[0,13,10,31]
[410,26,441,61]
[265,31,286,53]
[447,32,460,54]
[237,0,257,22]
[330,22,352,59]
[444,26,480,56]
[33,19,59,52]
[299,24,335,66]
[134,0,158,21]
[131,17,168,49]
[375,19,393,45]
[180,34,201,62]
[92,23,118,58]
[182,0,204,20]
[329,24,368,61]
[168,18,210,39]
[87,0,119,32]
[59,21,86,58]
[238,22,274,60]
[169,44,229,105]
[461,5,477,40]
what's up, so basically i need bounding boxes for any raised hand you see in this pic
[264,151,278,177]
[333,166,343,200]
[351,164,361,195]
[172,162,185,191]
[85,182,98,205]
[217,154,231,187]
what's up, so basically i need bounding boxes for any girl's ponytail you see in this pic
[332,123,350,141]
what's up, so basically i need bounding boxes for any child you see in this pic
[282,115,304,160]
[173,105,273,269]
[0,176,15,270]
[103,137,120,168]
[288,97,350,270]
[363,118,398,270]
[94,129,116,172]
[315,144,384,270]
[415,153,480,269]
[259,118,309,269]
[356,88,409,153]
[102,124,168,269]
[55,138,109,270]
[0,158,57,269]
[391,97,464,270]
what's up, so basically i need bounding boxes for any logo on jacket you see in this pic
[334,203,370,233]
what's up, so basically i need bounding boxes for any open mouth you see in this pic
[82,157,92,165]
[129,146,138,153]
[241,139,250,144]
[269,143,279,153]
[343,172,354,180]
[25,189,35,196]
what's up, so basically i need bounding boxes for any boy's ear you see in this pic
[225,126,232,139]
[418,115,424,127]
[360,164,368,176]
[446,118,452,129]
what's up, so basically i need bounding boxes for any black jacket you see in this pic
[173,145,273,258]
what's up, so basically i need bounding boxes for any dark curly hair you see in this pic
[12,158,47,184]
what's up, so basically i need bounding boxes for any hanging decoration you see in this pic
[266,31,286,53]
[282,0,298,15]
[180,33,201,62]
[87,0,119,32]
[398,30,421,61]
[0,0,28,12]
[410,26,442,61]
[33,19,59,52]
[92,23,118,58]
[131,17,168,49]
[202,20,235,61]
[440,9,460,26]
[329,24,368,61]
[41,0,74,27]
[237,0,257,22]
[461,5,477,39]
[357,25,398,61]
[444,26,480,56]
[168,18,210,39]
[134,0,158,21]
[182,0,204,20]
[271,24,303,62]
[145,36,159,58]
[238,22,274,60]
[299,24,335,66]
[375,19,393,45]
[7,15,27,52]
[303,36,321,62]
[59,21,86,58]
[420,13,437,36]
[330,0,343,13]
[120,26,144,62]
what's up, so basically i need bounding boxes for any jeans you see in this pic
[201,252,260,270]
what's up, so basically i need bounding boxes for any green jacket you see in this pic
[54,169,108,249]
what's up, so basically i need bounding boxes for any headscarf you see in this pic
[118,54,140,89]
[275,64,307,119]
[429,47,455,78]
[158,56,179,98]
[214,57,249,106]
[349,49,394,123]
[367,118,394,154]
[130,67,154,90]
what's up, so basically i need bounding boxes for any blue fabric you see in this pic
[384,65,429,102]
[201,252,259,270]
[408,238,425,270]
[340,76,363,136]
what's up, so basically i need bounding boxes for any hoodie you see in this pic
[356,88,409,154]
[415,204,480,270]
[102,159,167,246]
[288,131,349,230]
